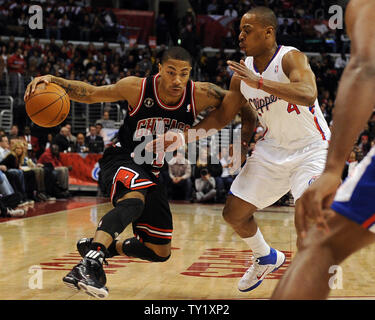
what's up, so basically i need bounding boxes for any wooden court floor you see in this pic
[1,197,375,300]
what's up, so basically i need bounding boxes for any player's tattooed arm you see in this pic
[195,82,228,112]
[184,77,247,143]
[51,77,91,101]
[24,74,141,104]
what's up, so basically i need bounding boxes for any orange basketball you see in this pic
[25,82,70,128]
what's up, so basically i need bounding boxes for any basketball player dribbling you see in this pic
[152,7,331,292]
[272,0,375,299]
[24,47,254,298]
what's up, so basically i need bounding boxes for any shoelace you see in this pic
[245,255,263,278]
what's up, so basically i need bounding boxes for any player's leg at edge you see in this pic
[271,211,375,299]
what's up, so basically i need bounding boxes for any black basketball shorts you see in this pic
[99,146,173,245]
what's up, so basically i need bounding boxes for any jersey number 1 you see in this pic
[152,151,165,169]
[287,103,301,115]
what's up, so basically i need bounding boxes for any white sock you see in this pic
[242,228,271,258]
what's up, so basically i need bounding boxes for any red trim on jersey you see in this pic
[153,73,186,110]
[191,80,197,119]
[314,116,326,141]
[129,78,147,116]
[260,126,268,141]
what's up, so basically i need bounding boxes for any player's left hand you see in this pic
[145,130,185,153]
[227,60,259,88]
[295,171,341,239]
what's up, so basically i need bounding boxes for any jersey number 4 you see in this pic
[287,103,301,115]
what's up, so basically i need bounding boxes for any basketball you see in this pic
[25,82,70,128]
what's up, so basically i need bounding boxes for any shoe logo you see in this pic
[256,268,269,280]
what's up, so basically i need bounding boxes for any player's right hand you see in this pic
[295,171,341,240]
[145,130,186,153]
[24,75,52,101]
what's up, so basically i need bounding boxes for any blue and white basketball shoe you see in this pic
[238,248,286,292]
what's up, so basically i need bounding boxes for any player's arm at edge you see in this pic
[324,2,375,175]
[184,77,253,142]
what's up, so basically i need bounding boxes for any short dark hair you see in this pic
[161,46,192,66]
[247,6,278,30]
[200,168,208,176]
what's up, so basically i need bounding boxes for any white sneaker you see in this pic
[238,248,285,292]
[7,208,27,217]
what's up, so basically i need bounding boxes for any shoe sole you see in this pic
[78,281,108,299]
[239,253,287,292]
[63,277,80,292]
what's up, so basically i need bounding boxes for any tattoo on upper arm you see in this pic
[202,83,226,104]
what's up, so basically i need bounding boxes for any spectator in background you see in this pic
[20,125,40,159]
[207,0,218,14]
[1,140,37,203]
[0,170,15,196]
[342,150,359,180]
[21,140,54,201]
[224,4,238,18]
[167,150,192,201]
[45,12,60,40]
[7,48,25,97]
[37,144,70,198]
[335,52,348,70]
[53,126,70,152]
[313,18,329,37]
[80,14,92,41]
[0,190,26,218]
[64,123,77,148]
[72,132,89,153]
[96,110,116,128]
[278,18,290,37]
[85,125,104,153]
[194,168,216,203]
[358,134,371,156]
[95,123,106,140]
[0,135,10,161]
[44,133,54,151]
[219,146,235,192]
[8,124,19,141]
[156,13,169,46]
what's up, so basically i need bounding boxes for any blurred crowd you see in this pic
[0,0,374,215]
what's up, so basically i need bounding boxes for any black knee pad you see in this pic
[122,237,170,262]
[97,198,144,239]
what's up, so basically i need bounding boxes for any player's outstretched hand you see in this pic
[295,171,341,240]
[24,75,52,101]
[145,130,185,153]
[227,60,259,88]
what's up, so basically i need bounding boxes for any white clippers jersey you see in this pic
[240,45,331,150]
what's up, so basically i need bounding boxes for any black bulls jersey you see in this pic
[116,73,197,170]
